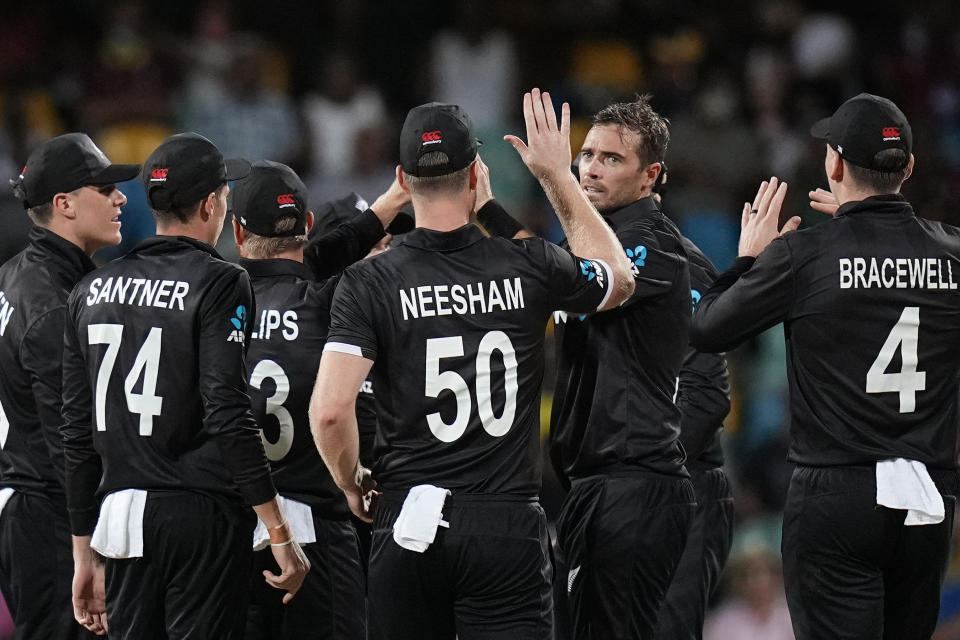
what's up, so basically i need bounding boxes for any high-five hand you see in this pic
[738,177,801,258]
[504,88,572,181]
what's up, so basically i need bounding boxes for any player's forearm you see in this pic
[539,169,634,305]
[309,394,363,494]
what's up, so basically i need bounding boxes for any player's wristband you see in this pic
[268,520,291,545]
[270,539,294,547]
[477,200,524,238]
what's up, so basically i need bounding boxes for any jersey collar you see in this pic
[835,193,913,218]
[396,223,486,252]
[600,195,661,231]
[133,235,225,259]
[238,257,312,280]
[26,226,97,277]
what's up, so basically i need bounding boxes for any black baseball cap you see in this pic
[232,161,309,237]
[11,133,140,209]
[400,103,480,177]
[142,132,250,211]
[309,192,414,239]
[810,93,912,171]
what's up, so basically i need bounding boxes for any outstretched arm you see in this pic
[505,88,634,310]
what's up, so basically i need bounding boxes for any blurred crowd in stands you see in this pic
[1,0,959,637]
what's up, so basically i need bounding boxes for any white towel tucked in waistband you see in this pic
[0,488,14,519]
[252,495,317,551]
[876,458,944,526]
[92,489,148,558]
[392,485,451,553]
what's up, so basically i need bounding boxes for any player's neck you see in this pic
[412,199,471,232]
[156,220,219,247]
[833,182,899,207]
[43,220,100,256]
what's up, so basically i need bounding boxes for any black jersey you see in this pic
[675,233,730,470]
[0,228,96,499]
[304,208,386,281]
[325,223,615,497]
[240,257,350,519]
[356,377,378,468]
[550,196,690,480]
[691,195,960,468]
[61,236,276,535]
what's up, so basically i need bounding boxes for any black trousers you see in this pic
[655,467,734,640]
[368,494,553,640]
[556,473,696,640]
[245,515,365,640]
[782,465,959,640]
[104,491,255,640]
[0,492,97,640]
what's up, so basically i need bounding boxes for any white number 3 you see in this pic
[866,306,926,413]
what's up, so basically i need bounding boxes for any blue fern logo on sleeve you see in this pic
[691,289,701,314]
[625,245,646,266]
[579,259,596,281]
[227,305,247,343]
[230,305,247,330]
[625,245,646,276]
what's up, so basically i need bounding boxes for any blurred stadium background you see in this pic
[2,0,959,637]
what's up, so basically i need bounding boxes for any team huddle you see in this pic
[0,86,957,640]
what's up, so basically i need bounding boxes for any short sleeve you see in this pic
[324,267,380,361]
[541,240,616,313]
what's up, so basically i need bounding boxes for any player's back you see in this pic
[326,224,613,497]
[782,197,960,467]
[243,258,349,518]
[64,236,258,499]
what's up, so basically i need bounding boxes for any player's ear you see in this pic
[828,151,843,182]
[902,154,915,183]
[232,218,244,245]
[469,160,478,190]
[305,210,314,233]
[51,191,76,221]
[397,165,410,193]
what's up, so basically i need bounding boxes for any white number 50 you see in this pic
[425,331,518,442]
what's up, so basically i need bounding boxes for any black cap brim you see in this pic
[90,163,142,185]
[225,158,252,181]
[810,117,831,140]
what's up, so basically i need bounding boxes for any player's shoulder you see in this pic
[915,217,960,249]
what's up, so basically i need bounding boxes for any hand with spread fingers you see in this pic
[737,177,802,258]
[809,187,840,216]
[504,88,572,181]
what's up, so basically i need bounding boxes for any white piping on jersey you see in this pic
[323,342,364,357]
[591,258,615,310]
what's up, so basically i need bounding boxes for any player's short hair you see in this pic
[402,152,472,196]
[241,216,308,258]
[592,95,670,166]
[844,149,911,193]
[151,183,227,225]
[26,201,53,225]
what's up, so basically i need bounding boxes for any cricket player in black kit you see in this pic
[691,94,960,640]
[550,97,695,640]
[61,133,309,639]
[476,97,730,640]
[0,133,138,638]
[232,161,409,639]
[310,91,635,640]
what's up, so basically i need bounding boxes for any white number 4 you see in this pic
[88,324,164,435]
[866,306,926,413]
